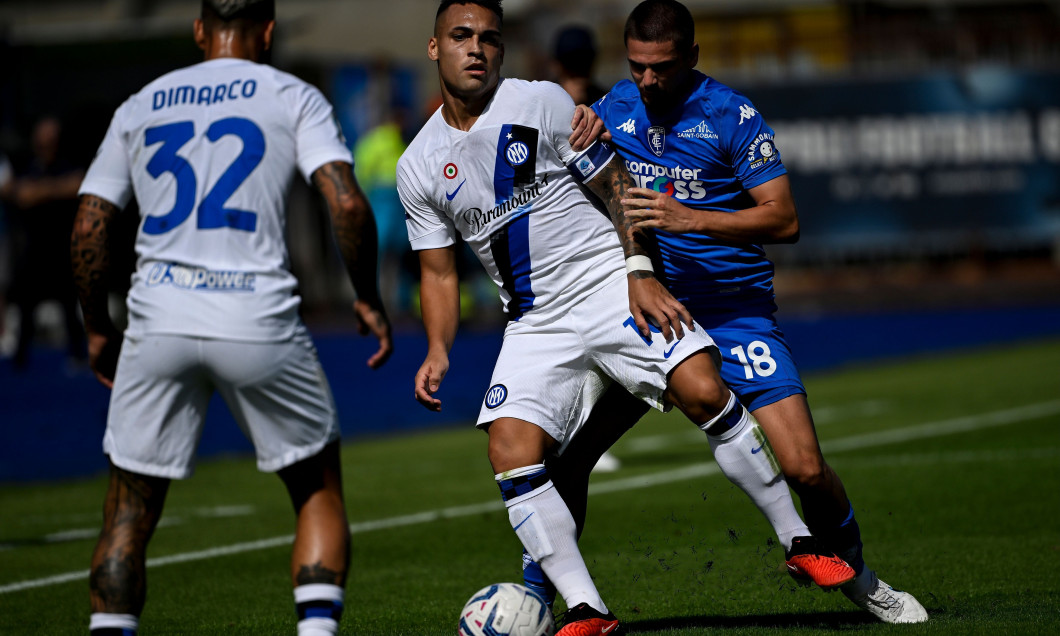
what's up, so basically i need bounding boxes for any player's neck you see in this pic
[201,29,268,63]
[439,83,497,132]
[203,42,261,62]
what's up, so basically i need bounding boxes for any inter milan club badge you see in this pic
[647,126,666,157]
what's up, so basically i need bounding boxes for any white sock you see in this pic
[294,583,344,636]
[89,613,138,633]
[703,392,809,551]
[497,465,608,614]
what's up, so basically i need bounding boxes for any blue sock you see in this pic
[296,598,344,622]
[820,503,865,575]
[294,583,344,635]
[522,550,556,608]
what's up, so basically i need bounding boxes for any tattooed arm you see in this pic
[310,160,393,369]
[71,194,123,387]
[582,157,693,341]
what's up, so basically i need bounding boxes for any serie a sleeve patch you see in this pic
[565,140,616,184]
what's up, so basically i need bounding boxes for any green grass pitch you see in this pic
[2,338,1058,635]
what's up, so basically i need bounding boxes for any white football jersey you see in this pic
[397,78,625,324]
[79,57,351,341]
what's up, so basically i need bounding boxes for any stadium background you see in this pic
[1,0,1058,482]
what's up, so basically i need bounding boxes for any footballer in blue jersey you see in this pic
[593,72,800,412]
[530,0,928,625]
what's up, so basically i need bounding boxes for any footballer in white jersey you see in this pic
[81,57,350,342]
[72,3,391,634]
[399,76,719,434]
[400,78,625,325]
[407,4,811,632]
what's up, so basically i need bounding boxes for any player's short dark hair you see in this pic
[202,0,275,23]
[624,0,694,53]
[436,0,503,25]
[553,25,597,77]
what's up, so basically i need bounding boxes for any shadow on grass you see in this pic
[625,610,878,632]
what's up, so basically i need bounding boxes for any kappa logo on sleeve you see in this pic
[738,104,759,125]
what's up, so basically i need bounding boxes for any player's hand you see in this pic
[86,328,121,389]
[353,298,393,369]
[622,188,700,234]
[569,105,612,152]
[414,351,450,412]
[626,274,694,342]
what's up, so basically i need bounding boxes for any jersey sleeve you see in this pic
[397,155,455,251]
[538,82,617,183]
[292,83,353,182]
[78,102,134,209]
[589,89,610,120]
[538,82,582,165]
[718,92,787,190]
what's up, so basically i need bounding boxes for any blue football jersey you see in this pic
[593,71,787,310]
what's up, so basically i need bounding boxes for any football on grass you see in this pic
[458,582,554,636]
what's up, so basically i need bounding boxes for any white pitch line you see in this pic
[2,399,1058,596]
[623,399,895,453]
[819,399,1060,454]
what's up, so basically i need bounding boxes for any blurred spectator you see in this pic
[552,25,606,106]
[3,116,86,369]
[0,152,12,348]
[354,112,413,316]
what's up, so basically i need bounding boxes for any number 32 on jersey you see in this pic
[143,117,264,235]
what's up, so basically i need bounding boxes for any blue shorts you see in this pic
[688,298,806,412]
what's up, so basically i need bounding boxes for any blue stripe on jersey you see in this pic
[490,124,539,320]
[493,124,538,203]
[489,209,535,320]
[506,213,534,317]
[494,124,516,203]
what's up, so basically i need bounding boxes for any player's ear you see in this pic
[193,18,208,52]
[688,42,700,68]
[428,36,439,62]
[263,20,276,51]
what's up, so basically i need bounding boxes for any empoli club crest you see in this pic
[648,125,666,157]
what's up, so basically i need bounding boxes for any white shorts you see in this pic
[104,324,339,479]
[475,276,717,449]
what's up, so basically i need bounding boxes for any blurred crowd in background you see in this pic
[1,0,1059,369]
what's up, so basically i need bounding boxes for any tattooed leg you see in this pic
[90,463,170,615]
[278,441,350,587]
